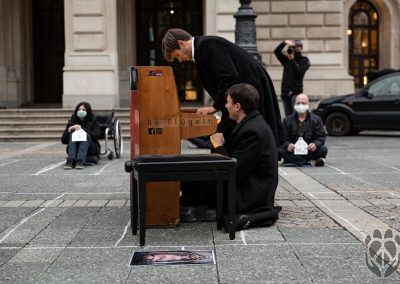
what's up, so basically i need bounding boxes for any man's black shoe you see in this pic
[64,160,74,170]
[75,160,84,169]
[315,158,325,167]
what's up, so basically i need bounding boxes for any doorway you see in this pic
[348,0,379,88]
[32,0,65,105]
[136,0,203,105]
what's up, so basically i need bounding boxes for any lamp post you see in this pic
[234,0,263,64]
[234,0,264,65]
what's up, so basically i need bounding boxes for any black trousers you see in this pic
[278,146,328,165]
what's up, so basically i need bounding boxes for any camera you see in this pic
[287,47,294,54]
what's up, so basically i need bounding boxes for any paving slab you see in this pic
[1,200,26,207]
[57,199,78,207]
[1,137,400,282]
[215,245,310,283]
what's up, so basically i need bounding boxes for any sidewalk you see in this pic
[0,135,400,283]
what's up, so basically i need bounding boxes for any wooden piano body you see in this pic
[129,66,217,226]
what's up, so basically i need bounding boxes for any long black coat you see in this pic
[193,36,283,146]
[214,111,278,214]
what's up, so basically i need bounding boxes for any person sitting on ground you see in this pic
[277,93,328,167]
[210,83,281,230]
[61,102,101,170]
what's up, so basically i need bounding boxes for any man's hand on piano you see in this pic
[196,106,217,115]
[210,132,225,148]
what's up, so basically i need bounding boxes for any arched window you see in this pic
[348,0,379,88]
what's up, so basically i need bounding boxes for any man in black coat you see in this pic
[162,28,283,150]
[274,40,310,117]
[211,83,281,230]
[278,94,328,167]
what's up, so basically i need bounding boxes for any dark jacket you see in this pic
[61,114,101,148]
[274,41,310,95]
[194,36,283,146]
[214,111,278,214]
[280,112,326,149]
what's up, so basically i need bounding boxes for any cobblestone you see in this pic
[278,207,341,229]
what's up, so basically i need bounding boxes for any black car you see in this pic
[312,72,400,136]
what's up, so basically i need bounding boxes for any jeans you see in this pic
[67,133,92,163]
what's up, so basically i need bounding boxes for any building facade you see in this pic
[0,0,399,109]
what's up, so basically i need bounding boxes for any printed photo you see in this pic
[130,250,215,266]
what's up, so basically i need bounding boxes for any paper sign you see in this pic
[294,137,308,155]
[72,128,87,142]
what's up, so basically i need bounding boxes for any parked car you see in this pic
[312,72,400,136]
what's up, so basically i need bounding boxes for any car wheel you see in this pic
[325,113,352,136]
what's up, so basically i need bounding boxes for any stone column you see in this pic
[63,0,119,108]
[0,0,32,108]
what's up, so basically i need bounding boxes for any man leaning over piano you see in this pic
[162,29,282,229]
[161,28,283,152]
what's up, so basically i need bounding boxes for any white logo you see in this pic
[365,229,400,278]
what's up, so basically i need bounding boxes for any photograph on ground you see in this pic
[130,250,215,266]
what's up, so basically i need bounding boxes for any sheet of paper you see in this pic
[294,137,308,155]
[72,128,87,142]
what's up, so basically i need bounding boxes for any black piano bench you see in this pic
[124,153,237,246]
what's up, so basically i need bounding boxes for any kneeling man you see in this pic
[211,83,281,230]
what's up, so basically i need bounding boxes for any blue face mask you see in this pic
[77,110,87,119]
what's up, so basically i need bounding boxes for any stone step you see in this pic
[0,108,131,142]
[0,120,131,129]
[0,136,131,142]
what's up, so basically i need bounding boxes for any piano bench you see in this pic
[124,153,237,246]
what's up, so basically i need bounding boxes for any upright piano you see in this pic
[130,66,217,226]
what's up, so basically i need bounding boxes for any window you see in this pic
[369,76,400,97]
[348,0,379,89]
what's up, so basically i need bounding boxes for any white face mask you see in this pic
[77,110,87,119]
[294,104,309,114]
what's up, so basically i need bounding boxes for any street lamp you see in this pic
[234,0,263,64]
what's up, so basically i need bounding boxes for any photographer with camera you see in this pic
[274,40,310,117]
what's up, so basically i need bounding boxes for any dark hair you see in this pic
[162,28,192,62]
[73,101,94,121]
[225,83,259,114]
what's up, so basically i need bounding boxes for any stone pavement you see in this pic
[1,133,400,283]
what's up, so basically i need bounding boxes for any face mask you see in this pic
[294,104,309,114]
[77,110,87,119]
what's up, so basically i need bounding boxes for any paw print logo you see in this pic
[365,229,400,278]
